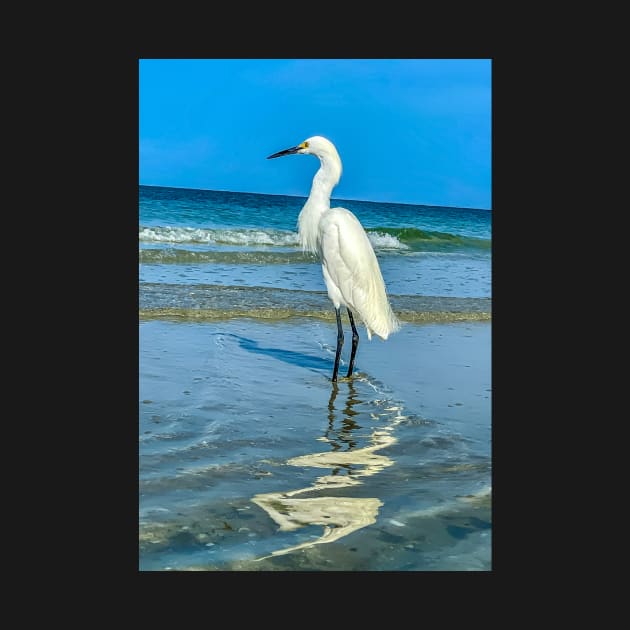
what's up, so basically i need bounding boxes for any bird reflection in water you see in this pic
[252,378,407,560]
[325,381,359,473]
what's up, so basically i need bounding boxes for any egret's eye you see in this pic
[301,141,309,148]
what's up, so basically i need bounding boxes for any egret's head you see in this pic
[267,136,339,160]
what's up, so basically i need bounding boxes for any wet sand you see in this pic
[139,317,491,570]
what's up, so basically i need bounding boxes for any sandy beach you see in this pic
[139,316,491,571]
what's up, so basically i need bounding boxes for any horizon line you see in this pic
[139,183,492,212]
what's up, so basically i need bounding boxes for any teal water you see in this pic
[139,185,492,306]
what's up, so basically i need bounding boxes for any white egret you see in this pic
[267,135,400,382]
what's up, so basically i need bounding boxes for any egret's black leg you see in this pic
[346,308,360,378]
[332,307,344,382]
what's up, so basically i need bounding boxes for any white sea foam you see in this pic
[139,226,300,246]
[367,231,409,250]
[140,226,408,251]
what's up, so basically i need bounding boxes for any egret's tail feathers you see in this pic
[365,303,401,341]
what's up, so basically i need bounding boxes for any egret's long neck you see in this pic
[298,155,341,254]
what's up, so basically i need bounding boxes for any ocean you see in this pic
[139,184,492,571]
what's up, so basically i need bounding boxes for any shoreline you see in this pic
[139,309,491,324]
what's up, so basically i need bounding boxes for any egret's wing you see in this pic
[320,208,399,339]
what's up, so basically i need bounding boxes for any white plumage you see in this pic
[267,135,400,381]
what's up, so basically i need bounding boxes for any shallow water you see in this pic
[139,251,491,298]
[139,318,491,571]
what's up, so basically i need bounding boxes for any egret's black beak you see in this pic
[267,146,301,159]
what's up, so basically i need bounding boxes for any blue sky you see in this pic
[139,59,491,209]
